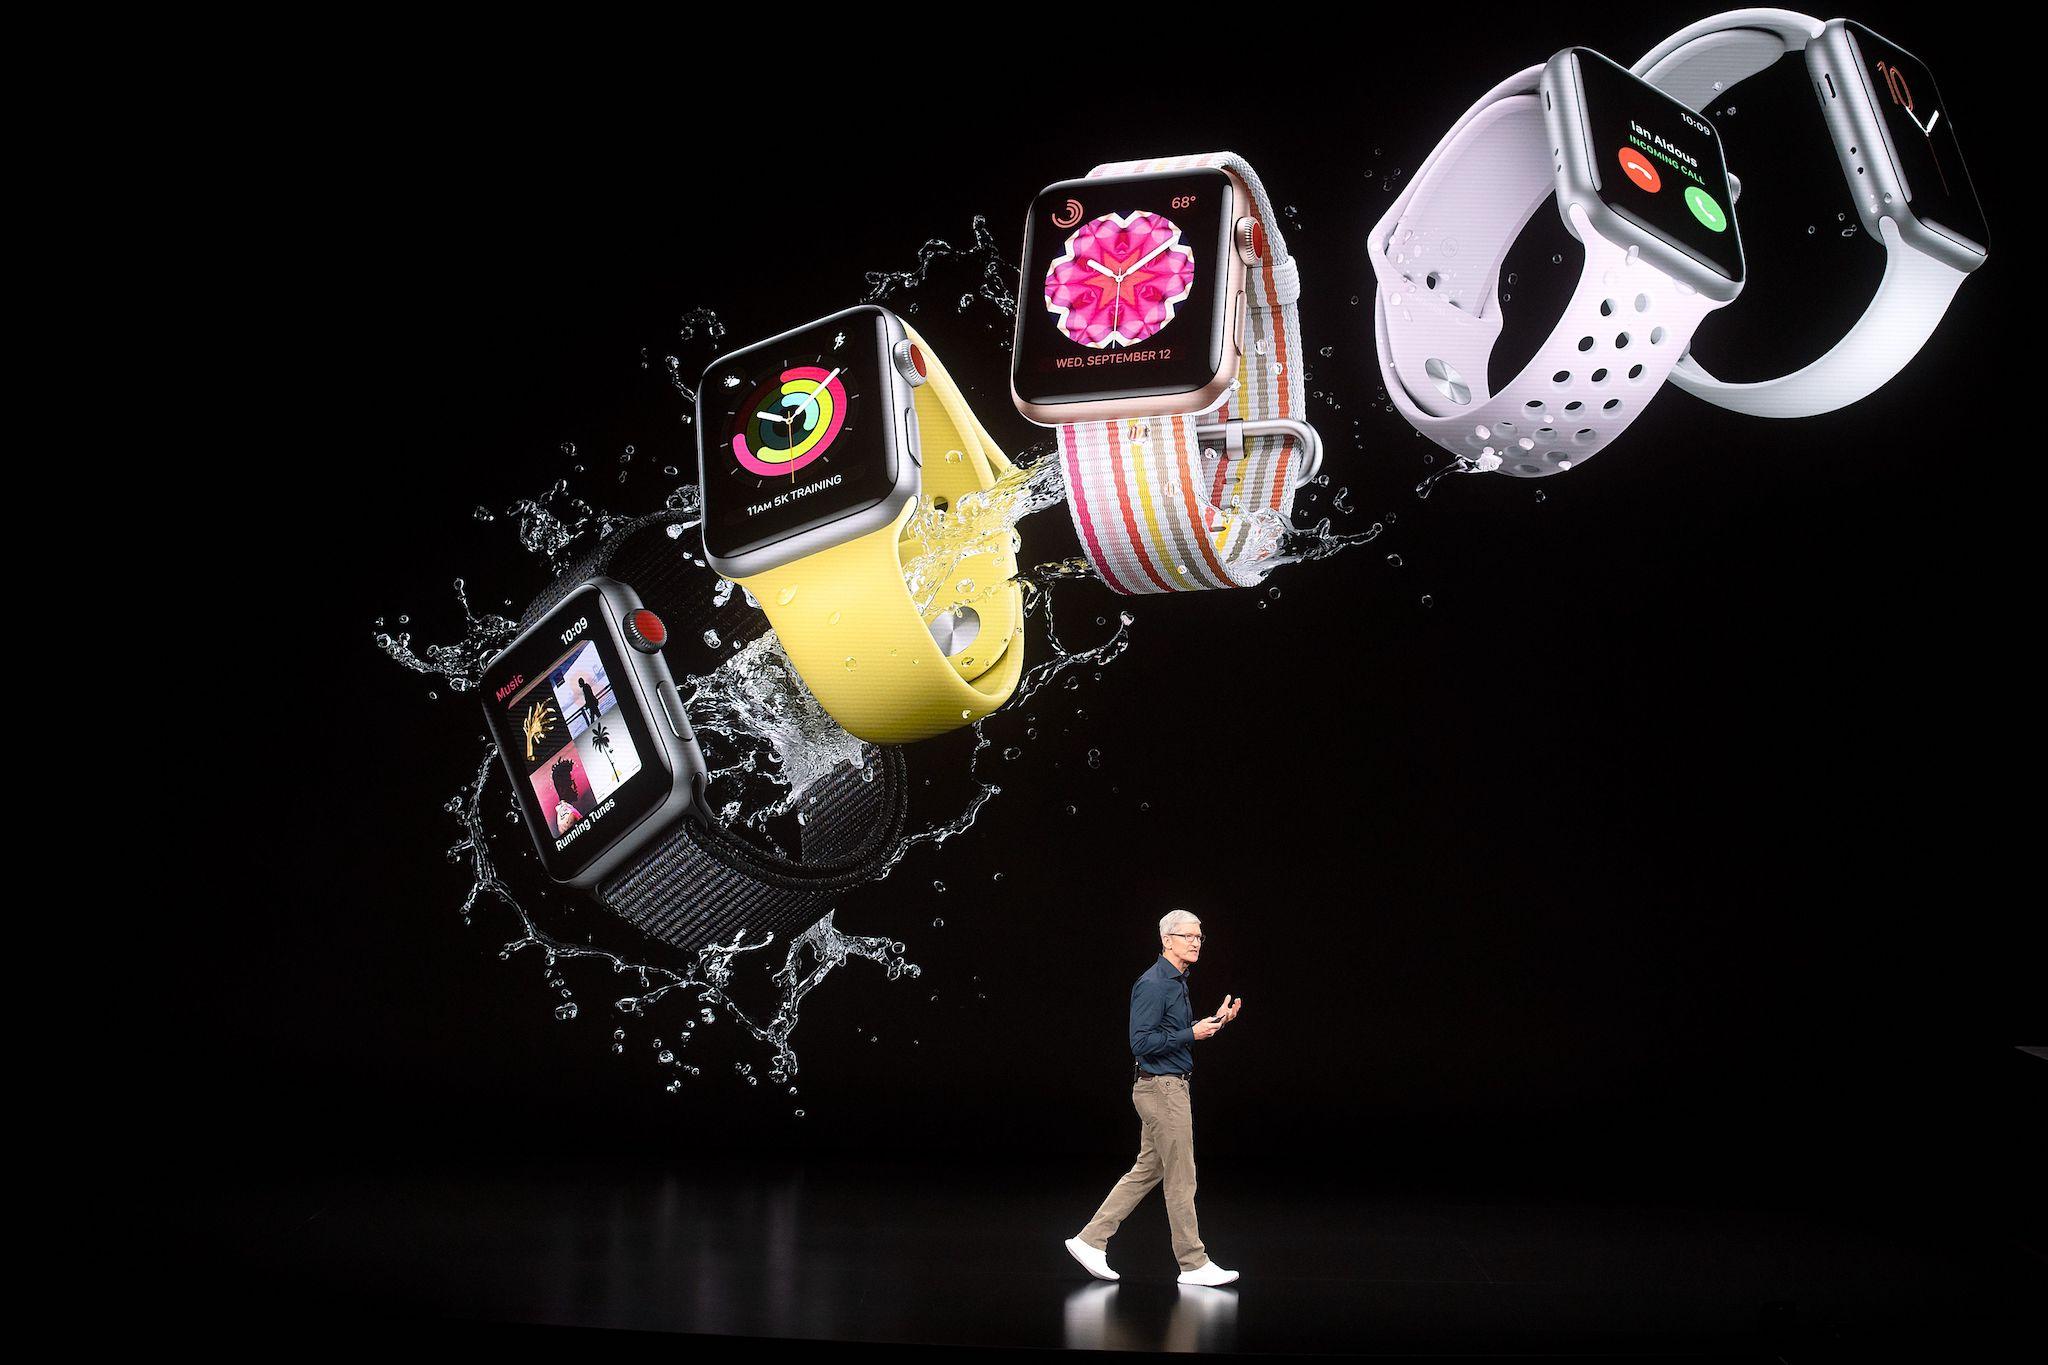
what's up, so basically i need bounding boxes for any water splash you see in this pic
[380,237,1174,1104]
[1263,515,1387,570]
[900,451,1066,618]
[444,744,913,1088]
[861,216,1019,322]
[374,578,515,693]
[1416,455,1484,499]
[662,308,729,413]
[687,631,869,832]
[382,451,1133,1100]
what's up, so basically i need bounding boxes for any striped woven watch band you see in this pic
[1057,152,1307,594]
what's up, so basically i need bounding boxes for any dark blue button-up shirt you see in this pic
[1130,955,1195,1076]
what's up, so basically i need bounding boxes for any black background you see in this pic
[191,2,2035,1242]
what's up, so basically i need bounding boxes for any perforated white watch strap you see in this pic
[1634,9,1971,418]
[1369,68,1727,476]
[1057,153,1307,593]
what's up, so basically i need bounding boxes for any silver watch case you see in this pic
[697,304,923,583]
[1541,49,1746,306]
[1805,20,1986,276]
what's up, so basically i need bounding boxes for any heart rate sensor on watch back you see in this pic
[480,512,908,953]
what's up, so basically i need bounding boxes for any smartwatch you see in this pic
[1011,153,1324,593]
[479,511,909,953]
[1370,51,1746,476]
[697,305,1025,746]
[1634,12,1985,417]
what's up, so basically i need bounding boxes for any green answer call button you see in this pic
[1685,185,1728,233]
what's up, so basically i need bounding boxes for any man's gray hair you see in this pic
[1159,908,1202,940]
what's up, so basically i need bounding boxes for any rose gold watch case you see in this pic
[1011,165,1251,428]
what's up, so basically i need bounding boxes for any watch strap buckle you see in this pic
[1195,416,1324,488]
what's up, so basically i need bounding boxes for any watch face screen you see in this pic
[1573,49,1744,282]
[699,309,899,562]
[1013,170,1233,407]
[480,587,669,879]
[1845,23,1987,252]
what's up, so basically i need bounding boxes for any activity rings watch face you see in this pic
[480,580,703,887]
[1546,48,1745,300]
[699,304,1027,745]
[1013,168,1246,421]
[699,307,917,578]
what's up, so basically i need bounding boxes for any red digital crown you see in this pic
[627,609,666,652]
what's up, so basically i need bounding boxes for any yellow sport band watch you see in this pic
[696,305,1024,745]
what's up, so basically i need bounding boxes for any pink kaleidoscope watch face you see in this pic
[1042,210,1198,349]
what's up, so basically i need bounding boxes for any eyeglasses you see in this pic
[1168,933,1206,944]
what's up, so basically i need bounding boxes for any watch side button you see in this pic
[657,680,693,742]
[1234,290,1246,353]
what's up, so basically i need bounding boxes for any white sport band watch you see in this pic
[1371,50,1745,477]
[1634,10,1987,418]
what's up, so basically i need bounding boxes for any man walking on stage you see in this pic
[1065,909,1243,1287]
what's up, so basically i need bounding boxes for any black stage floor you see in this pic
[150,1156,2041,1358]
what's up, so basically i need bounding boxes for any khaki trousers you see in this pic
[1079,1073,1206,1270]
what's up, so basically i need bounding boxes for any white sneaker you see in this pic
[1064,1236,1119,1281]
[1177,1260,1240,1287]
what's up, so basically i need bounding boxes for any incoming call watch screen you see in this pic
[1013,169,1234,406]
[1574,49,1744,283]
[1846,22,1987,252]
[481,588,666,878]
[700,310,899,562]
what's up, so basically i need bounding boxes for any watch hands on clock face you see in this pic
[783,365,843,480]
[728,360,841,483]
[1127,238,1176,275]
[786,366,842,427]
[1048,208,1196,349]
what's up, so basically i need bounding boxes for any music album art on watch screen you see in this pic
[508,639,644,840]
[480,586,668,878]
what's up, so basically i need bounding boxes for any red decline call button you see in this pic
[1617,146,1662,193]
